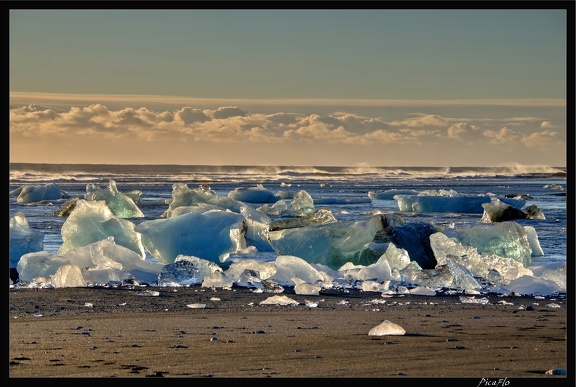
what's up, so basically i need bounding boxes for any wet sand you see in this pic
[9,286,571,381]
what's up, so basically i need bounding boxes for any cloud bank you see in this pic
[9,103,566,166]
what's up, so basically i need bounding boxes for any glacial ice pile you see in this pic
[85,179,145,218]
[9,212,44,268]
[8,181,566,297]
[12,183,67,203]
[18,238,163,286]
[393,191,525,213]
[227,184,280,203]
[59,199,147,259]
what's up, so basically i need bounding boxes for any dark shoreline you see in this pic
[9,286,570,381]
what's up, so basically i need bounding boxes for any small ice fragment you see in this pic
[210,297,221,301]
[136,290,160,297]
[304,300,318,308]
[118,302,127,306]
[84,302,93,307]
[459,296,489,304]
[547,303,561,308]
[259,295,299,306]
[33,313,43,318]
[409,286,436,296]
[368,320,406,336]
[186,303,207,309]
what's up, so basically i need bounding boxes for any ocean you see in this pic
[9,163,567,273]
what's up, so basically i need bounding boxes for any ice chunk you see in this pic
[384,222,440,269]
[158,255,223,286]
[202,271,235,289]
[227,184,280,203]
[480,198,527,222]
[409,286,436,296]
[268,208,338,231]
[63,238,162,285]
[357,259,392,282]
[524,226,544,256]
[294,282,321,295]
[162,183,272,252]
[523,204,545,220]
[376,243,411,271]
[443,221,532,267]
[224,259,277,282]
[445,256,482,291]
[259,295,299,306]
[16,183,65,203]
[9,212,44,268]
[271,255,324,286]
[400,261,453,289]
[58,199,146,259]
[498,275,564,296]
[51,264,87,288]
[394,193,525,214]
[368,189,419,200]
[268,215,386,269]
[135,209,247,265]
[18,238,162,285]
[85,179,145,218]
[430,232,533,282]
[259,190,316,217]
[17,251,70,282]
[368,320,406,336]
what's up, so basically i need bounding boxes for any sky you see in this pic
[8,6,571,167]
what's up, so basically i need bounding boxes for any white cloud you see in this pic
[482,127,522,145]
[387,114,449,127]
[447,122,480,140]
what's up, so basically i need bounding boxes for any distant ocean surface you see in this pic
[9,163,568,267]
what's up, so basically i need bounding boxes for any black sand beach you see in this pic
[9,286,570,381]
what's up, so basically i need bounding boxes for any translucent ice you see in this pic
[58,199,146,259]
[15,183,66,203]
[227,184,280,203]
[268,208,338,231]
[260,190,315,217]
[224,259,277,282]
[268,215,386,269]
[136,209,247,265]
[17,251,70,282]
[271,255,324,286]
[18,238,162,285]
[259,295,299,306]
[394,193,525,214]
[368,189,419,200]
[158,255,224,286]
[368,320,406,336]
[51,264,87,288]
[430,232,533,281]
[85,179,145,218]
[9,212,44,268]
[162,183,272,252]
[443,221,532,267]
